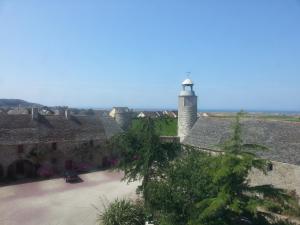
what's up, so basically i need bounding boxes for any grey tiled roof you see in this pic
[0,114,122,145]
[98,114,123,138]
[183,117,300,165]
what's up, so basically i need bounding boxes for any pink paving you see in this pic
[0,171,139,225]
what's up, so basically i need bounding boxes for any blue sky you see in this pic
[0,0,299,110]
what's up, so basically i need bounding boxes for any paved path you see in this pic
[0,171,139,225]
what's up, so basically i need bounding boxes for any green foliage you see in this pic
[26,147,48,164]
[110,117,181,202]
[111,113,300,225]
[144,113,300,225]
[98,199,145,225]
[132,117,177,136]
[145,149,217,225]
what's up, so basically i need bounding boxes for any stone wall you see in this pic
[249,160,300,196]
[0,137,110,179]
[188,146,300,197]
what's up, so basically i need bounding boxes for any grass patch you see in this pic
[132,117,177,136]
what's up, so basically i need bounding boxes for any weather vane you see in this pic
[186,72,191,78]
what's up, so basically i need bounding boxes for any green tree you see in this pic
[145,149,216,225]
[109,113,299,225]
[145,113,300,225]
[111,117,181,203]
[193,114,300,225]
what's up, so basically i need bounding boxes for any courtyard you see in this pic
[0,171,139,225]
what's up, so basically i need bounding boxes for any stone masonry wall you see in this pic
[178,96,197,141]
[249,160,300,196]
[0,137,109,178]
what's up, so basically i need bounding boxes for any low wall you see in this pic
[160,136,180,143]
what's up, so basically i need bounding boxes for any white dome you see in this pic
[182,78,193,85]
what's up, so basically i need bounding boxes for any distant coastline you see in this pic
[91,107,300,115]
[131,108,300,115]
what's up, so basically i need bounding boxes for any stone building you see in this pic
[0,108,122,180]
[182,117,300,195]
[177,79,300,195]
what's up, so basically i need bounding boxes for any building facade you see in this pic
[0,108,122,180]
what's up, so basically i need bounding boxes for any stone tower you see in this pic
[178,78,198,141]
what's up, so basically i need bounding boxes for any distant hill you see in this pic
[0,99,42,108]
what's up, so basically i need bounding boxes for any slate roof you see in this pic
[0,114,122,145]
[183,117,300,166]
[138,111,162,118]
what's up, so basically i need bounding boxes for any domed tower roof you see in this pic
[182,78,193,86]
[180,78,196,96]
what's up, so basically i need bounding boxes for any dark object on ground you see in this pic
[64,170,80,183]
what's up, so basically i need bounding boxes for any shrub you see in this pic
[98,199,145,225]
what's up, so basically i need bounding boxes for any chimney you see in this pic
[65,108,69,119]
[31,107,39,120]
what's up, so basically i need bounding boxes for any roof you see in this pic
[183,117,300,166]
[109,107,131,118]
[0,114,122,145]
[111,107,130,113]
[137,111,161,118]
[182,78,193,85]
[163,111,178,118]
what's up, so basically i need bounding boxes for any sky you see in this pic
[0,0,299,111]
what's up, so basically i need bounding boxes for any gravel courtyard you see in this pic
[0,171,139,225]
